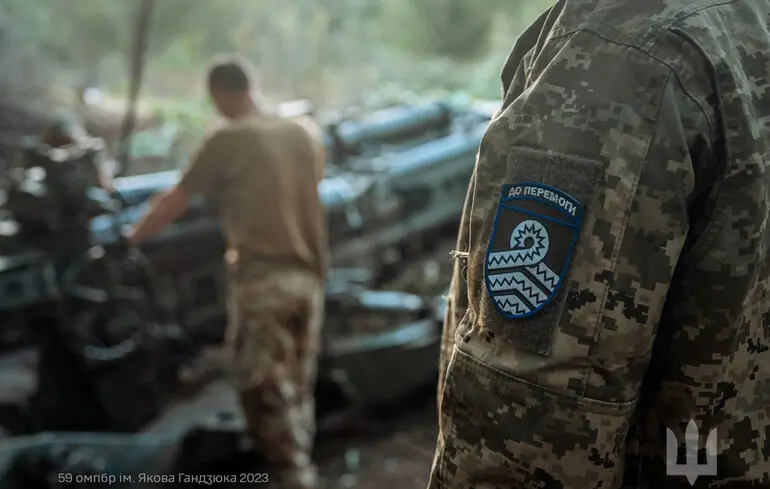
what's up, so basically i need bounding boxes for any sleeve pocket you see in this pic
[434,349,632,487]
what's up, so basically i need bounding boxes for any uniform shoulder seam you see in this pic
[545,28,714,156]
[546,25,711,138]
[544,28,677,78]
[655,29,717,143]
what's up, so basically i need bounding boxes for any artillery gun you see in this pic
[0,100,490,485]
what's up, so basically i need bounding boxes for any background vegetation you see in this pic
[1,0,552,173]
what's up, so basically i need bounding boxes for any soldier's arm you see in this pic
[130,128,233,244]
[438,171,475,400]
[177,128,235,198]
[430,30,715,488]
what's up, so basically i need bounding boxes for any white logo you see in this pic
[666,419,718,485]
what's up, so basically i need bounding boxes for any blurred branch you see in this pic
[115,0,155,177]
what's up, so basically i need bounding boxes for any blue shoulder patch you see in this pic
[484,182,583,319]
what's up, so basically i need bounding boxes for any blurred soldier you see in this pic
[430,1,770,488]
[129,55,328,489]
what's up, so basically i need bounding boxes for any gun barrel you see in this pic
[325,102,452,156]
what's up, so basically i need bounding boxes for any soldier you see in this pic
[129,55,327,489]
[430,1,770,488]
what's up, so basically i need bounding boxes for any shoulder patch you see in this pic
[484,182,583,319]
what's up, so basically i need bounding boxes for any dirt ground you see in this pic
[315,394,438,489]
[0,348,439,489]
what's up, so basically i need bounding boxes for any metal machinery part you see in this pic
[1,131,190,430]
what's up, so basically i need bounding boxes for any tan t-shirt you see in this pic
[178,114,328,281]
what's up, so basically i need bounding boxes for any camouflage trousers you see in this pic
[226,267,324,489]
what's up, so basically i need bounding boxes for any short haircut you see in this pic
[206,54,256,92]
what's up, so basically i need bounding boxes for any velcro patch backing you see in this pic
[480,147,603,356]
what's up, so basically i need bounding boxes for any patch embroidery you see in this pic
[485,182,583,319]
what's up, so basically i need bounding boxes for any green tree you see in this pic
[382,0,498,60]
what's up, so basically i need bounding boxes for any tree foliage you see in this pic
[1,0,553,174]
[383,0,500,60]
[4,0,553,106]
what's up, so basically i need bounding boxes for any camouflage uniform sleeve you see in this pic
[177,128,234,198]
[438,171,475,399]
[429,30,713,488]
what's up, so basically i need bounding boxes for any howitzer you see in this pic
[0,101,489,481]
[0,100,488,396]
